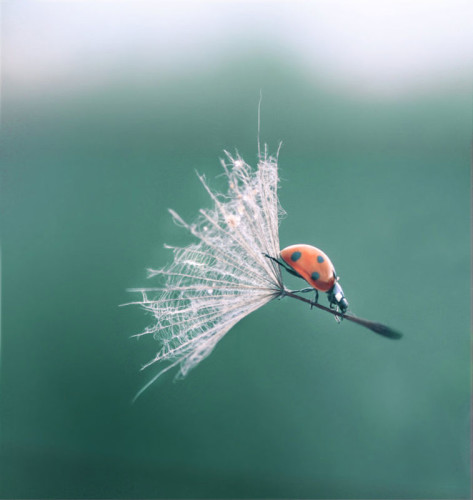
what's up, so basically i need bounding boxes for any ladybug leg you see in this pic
[288,287,320,310]
[329,301,343,323]
[292,288,319,308]
[292,287,313,293]
[263,254,301,278]
[285,267,303,278]
[331,304,342,323]
[311,289,319,310]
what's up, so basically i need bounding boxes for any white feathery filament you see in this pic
[129,149,285,397]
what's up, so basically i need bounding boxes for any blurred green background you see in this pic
[1,1,471,498]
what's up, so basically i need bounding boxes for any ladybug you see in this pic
[266,244,349,314]
[264,246,403,338]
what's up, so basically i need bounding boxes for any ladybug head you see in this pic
[327,281,349,314]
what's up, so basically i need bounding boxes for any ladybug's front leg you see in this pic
[263,253,302,278]
[329,301,343,323]
[292,287,313,293]
[290,287,318,308]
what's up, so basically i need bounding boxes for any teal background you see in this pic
[1,2,471,499]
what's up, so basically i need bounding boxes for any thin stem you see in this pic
[283,289,402,340]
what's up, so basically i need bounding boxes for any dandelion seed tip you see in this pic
[168,209,188,228]
[195,171,206,184]
[146,268,158,278]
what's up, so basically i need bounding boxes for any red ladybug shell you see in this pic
[280,244,336,292]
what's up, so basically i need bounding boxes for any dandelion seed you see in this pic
[128,144,401,399]
[129,148,286,398]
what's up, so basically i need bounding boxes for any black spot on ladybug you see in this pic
[291,251,301,262]
[311,272,320,281]
[317,255,324,263]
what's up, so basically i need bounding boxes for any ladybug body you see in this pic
[280,244,336,292]
[275,244,349,314]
